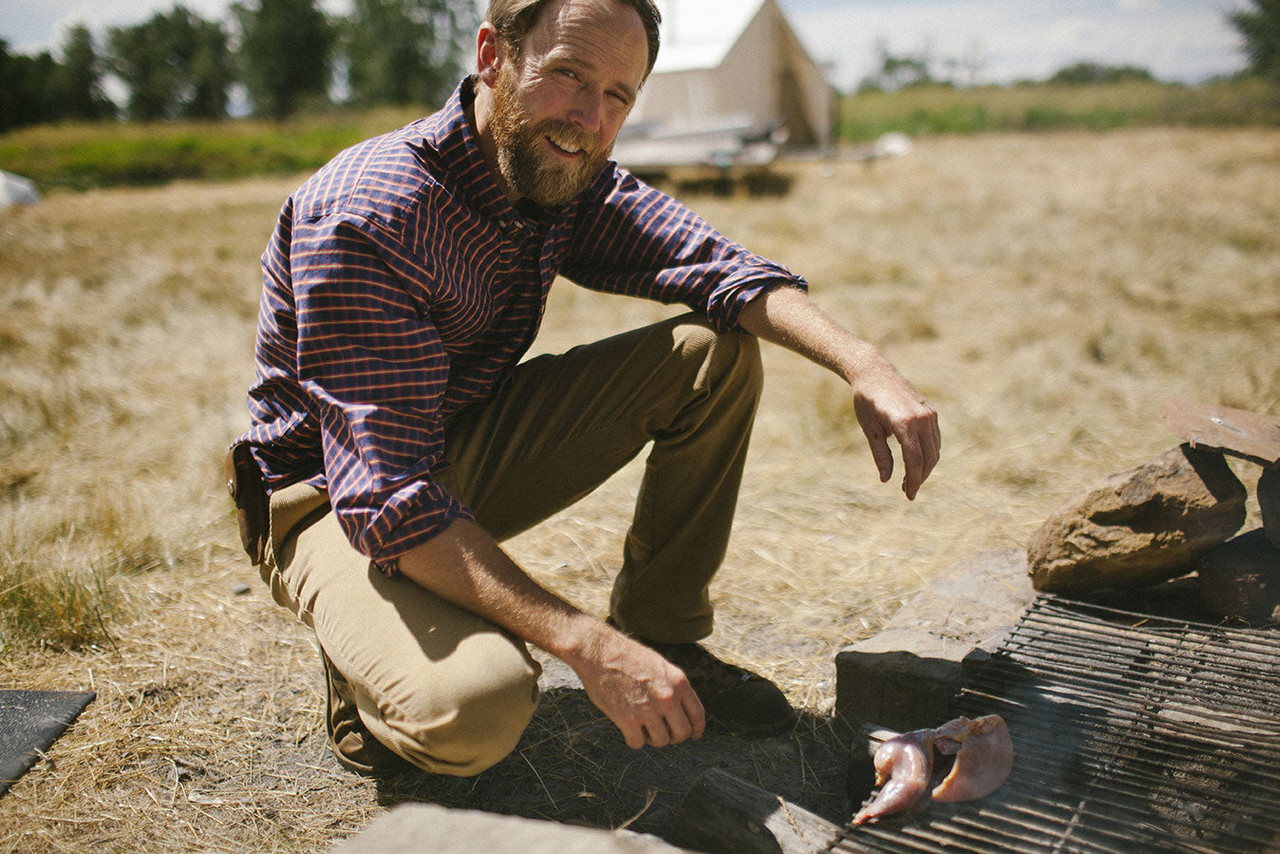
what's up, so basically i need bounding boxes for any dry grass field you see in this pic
[0,126,1277,851]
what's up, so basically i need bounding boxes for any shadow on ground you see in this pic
[372,684,855,844]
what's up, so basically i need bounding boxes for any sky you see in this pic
[0,0,1250,89]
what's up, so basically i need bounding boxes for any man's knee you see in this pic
[671,319,763,397]
[722,327,763,393]
[370,641,541,777]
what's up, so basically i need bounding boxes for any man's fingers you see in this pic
[660,713,689,745]
[898,431,922,499]
[916,410,942,484]
[866,431,894,483]
[621,721,646,750]
[859,389,940,500]
[582,635,710,751]
[643,720,671,748]
[663,684,703,744]
[682,689,706,740]
[897,409,942,500]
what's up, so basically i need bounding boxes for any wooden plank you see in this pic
[1163,400,1280,469]
[672,768,844,854]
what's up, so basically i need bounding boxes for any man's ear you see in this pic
[477,24,505,88]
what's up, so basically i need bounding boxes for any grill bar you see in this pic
[832,595,1280,853]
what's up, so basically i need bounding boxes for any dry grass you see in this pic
[0,127,1277,851]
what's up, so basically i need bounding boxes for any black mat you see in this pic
[0,690,96,796]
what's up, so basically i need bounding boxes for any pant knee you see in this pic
[368,647,541,777]
[724,328,763,393]
[673,320,763,397]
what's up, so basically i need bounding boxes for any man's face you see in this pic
[485,0,649,207]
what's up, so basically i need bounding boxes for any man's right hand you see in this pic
[397,519,704,750]
[567,622,706,749]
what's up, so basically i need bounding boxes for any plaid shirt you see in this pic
[239,78,805,572]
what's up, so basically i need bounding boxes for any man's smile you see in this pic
[546,131,587,158]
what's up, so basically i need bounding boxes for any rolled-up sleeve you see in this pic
[561,168,807,330]
[291,213,471,571]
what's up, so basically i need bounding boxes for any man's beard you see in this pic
[488,66,613,208]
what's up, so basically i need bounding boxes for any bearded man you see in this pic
[228,0,940,778]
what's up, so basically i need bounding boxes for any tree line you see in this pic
[0,0,478,131]
[4,0,1279,134]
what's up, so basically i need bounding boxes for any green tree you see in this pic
[1229,0,1280,80]
[56,24,117,121]
[0,41,61,130]
[344,0,477,107]
[1048,62,1155,86]
[234,0,334,118]
[106,6,232,120]
[858,40,935,92]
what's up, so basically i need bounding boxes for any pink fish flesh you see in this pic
[931,714,1015,803]
[852,714,1016,824]
[852,728,935,825]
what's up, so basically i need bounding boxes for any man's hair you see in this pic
[486,0,662,77]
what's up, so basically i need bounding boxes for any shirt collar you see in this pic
[428,76,517,223]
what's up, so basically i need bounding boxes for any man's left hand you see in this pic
[737,285,941,499]
[850,358,940,500]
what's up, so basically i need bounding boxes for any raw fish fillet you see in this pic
[852,728,935,825]
[931,714,1015,802]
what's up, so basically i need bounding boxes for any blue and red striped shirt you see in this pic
[239,77,806,572]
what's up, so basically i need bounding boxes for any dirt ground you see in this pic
[0,127,1276,852]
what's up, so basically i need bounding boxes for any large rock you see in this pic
[332,803,692,853]
[1027,445,1247,593]
[1259,467,1280,550]
[1198,529,1280,625]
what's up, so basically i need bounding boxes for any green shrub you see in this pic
[839,78,1280,142]
[0,106,425,190]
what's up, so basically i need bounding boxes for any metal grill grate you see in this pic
[833,595,1280,853]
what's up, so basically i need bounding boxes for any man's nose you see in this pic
[568,88,603,134]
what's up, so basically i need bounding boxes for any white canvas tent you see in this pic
[614,0,836,171]
[0,170,40,208]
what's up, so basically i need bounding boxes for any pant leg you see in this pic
[438,312,763,644]
[263,483,541,778]
[261,312,760,776]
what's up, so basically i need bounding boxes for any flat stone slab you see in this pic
[1164,400,1280,469]
[835,549,1034,733]
[332,803,693,854]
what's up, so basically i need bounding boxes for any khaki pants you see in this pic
[260,313,762,775]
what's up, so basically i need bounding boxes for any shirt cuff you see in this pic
[716,274,809,332]
[341,480,473,578]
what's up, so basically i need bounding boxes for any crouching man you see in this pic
[227,0,939,777]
